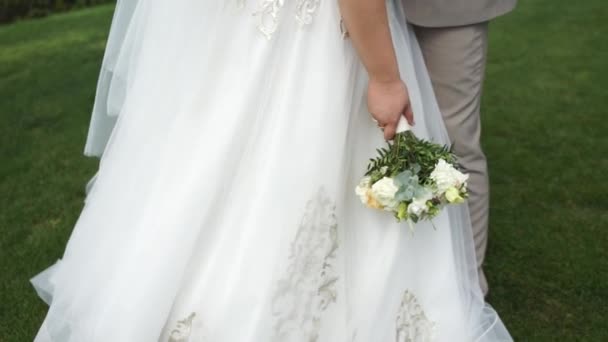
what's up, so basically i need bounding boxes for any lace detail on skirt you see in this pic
[254,0,285,39]
[295,0,321,25]
[168,313,197,342]
[395,291,436,342]
[271,187,340,341]
[251,0,322,39]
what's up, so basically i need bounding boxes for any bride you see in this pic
[32,0,513,341]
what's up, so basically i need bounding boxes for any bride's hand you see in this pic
[367,78,415,140]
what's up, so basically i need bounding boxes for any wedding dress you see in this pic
[31,0,513,341]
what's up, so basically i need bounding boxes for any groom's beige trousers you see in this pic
[403,0,516,297]
[413,23,491,295]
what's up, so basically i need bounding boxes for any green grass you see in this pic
[0,6,111,340]
[482,1,608,340]
[0,2,607,341]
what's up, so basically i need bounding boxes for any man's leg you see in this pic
[413,23,491,295]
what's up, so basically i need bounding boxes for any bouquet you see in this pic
[355,120,469,230]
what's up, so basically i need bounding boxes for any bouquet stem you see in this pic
[396,116,411,134]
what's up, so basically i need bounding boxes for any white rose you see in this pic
[430,159,469,194]
[407,191,432,217]
[407,201,426,217]
[371,177,399,211]
[355,176,372,204]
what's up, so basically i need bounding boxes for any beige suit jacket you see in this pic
[402,0,517,27]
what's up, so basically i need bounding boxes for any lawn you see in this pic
[1,1,607,341]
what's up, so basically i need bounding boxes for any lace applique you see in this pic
[250,0,322,39]
[295,0,321,25]
[254,0,285,39]
[271,187,340,341]
[395,291,436,342]
[168,313,196,342]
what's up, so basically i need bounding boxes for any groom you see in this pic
[402,0,517,296]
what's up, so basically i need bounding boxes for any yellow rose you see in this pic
[366,190,384,209]
[355,176,372,204]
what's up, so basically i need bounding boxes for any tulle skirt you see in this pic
[32,0,512,341]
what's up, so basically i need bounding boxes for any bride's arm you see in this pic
[338,0,414,139]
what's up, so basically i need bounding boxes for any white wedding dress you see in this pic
[32,0,513,341]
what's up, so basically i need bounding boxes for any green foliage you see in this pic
[0,0,114,24]
[365,131,455,183]
[393,169,424,202]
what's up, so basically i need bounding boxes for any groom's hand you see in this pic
[367,78,414,140]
